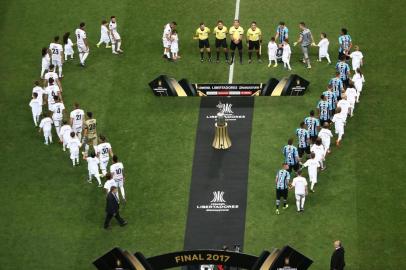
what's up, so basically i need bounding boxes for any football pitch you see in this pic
[0,0,405,269]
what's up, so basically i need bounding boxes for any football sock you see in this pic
[117,41,122,51]
[79,53,83,63]
[72,159,75,166]
[82,52,89,63]
[225,52,229,60]
[75,157,79,165]
[208,51,211,59]
[55,126,61,136]
[276,199,280,208]
[200,52,204,60]
[326,55,331,63]
[49,135,53,143]
[231,52,235,61]
[95,174,101,185]
[120,186,125,200]
[301,197,306,209]
[216,51,220,60]
[58,66,62,77]
[311,182,315,190]
[239,51,242,61]
[248,51,252,60]
[33,115,37,126]
[296,199,301,211]
[257,51,260,59]
[283,200,287,207]
[112,44,116,53]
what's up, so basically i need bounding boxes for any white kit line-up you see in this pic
[228,0,241,84]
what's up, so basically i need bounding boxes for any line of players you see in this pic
[274,54,366,215]
[30,19,127,203]
[41,16,123,78]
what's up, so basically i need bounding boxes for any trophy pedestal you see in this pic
[212,123,232,150]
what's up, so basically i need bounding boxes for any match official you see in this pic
[330,240,346,270]
[246,21,262,63]
[194,23,211,62]
[213,20,229,63]
[104,186,127,229]
[229,20,244,64]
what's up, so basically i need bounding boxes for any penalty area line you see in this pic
[228,0,240,84]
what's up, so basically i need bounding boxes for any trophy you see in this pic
[212,102,232,149]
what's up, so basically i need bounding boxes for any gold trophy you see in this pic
[212,104,232,149]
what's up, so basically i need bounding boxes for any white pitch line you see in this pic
[228,0,241,84]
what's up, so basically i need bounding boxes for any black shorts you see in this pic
[342,78,349,87]
[248,40,260,50]
[310,135,318,144]
[298,146,310,158]
[288,163,299,173]
[329,109,336,116]
[215,38,228,48]
[276,189,288,200]
[230,41,243,51]
[199,39,210,49]
[320,119,330,126]
[338,51,350,61]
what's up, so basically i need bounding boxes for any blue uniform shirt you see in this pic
[276,169,291,189]
[276,26,289,43]
[323,90,337,110]
[329,77,344,98]
[282,145,299,165]
[336,62,350,80]
[296,128,310,148]
[304,116,320,137]
[317,100,330,120]
[338,34,352,53]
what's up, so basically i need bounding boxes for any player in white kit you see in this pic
[32,81,45,106]
[39,112,53,145]
[313,32,331,64]
[311,138,326,170]
[45,78,62,111]
[109,16,123,54]
[44,65,62,92]
[69,103,85,141]
[63,32,75,60]
[170,30,179,60]
[302,152,320,192]
[110,155,126,201]
[267,37,278,67]
[318,122,333,155]
[41,47,51,79]
[349,45,363,70]
[67,132,81,166]
[163,22,176,59]
[345,82,358,117]
[96,20,111,49]
[59,120,72,151]
[96,135,114,176]
[49,36,64,77]
[337,94,350,122]
[290,170,308,212]
[75,22,89,67]
[83,152,102,187]
[282,39,292,70]
[50,96,65,136]
[352,68,365,102]
[332,107,346,146]
[29,92,42,126]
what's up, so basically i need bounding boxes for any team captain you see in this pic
[213,20,229,63]
[246,21,262,63]
[194,23,212,62]
[229,19,244,64]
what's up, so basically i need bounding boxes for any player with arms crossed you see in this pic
[49,36,64,78]
[229,20,244,65]
[70,103,85,141]
[194,23,211,62]
[83,111,97,155]
[213,20,229,63]
[75,22,89,67]
[246,21,262,63]
[109,16,123,54]
[96,135,114,177]
[275,163,291,215]
[110,155,126,201]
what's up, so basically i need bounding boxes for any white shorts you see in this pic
[70,150,79,159]
[112,32,121,40]
[309,172,318,183]
[282,56,290,62]
[53,119,62,128]
[78,45,89,53]
[48,103,55,111]
[335,125,344,135]
[63,135,70,146]
[52,59,62,67]
[322,140,330,150]
[89,169,99,176]
[43,130,52,137]
[268,55,277,61]
[295,194,305,200]
[99,158,109,171]
[115,179,124,188]
[72,125,83,133]
[163,38,171,48]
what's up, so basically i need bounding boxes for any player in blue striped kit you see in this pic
[329,72,344,99]
[304,110,320,143]
[323,84,338,118]
[283,138,300,173]
[338,28,352,60]
[275,22,289,44]
[275,163,291,215]
[317,94,331,126]
[296,122,310,160]
[336,55,351,86]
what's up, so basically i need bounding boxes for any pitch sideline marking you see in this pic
[228,0,240,84]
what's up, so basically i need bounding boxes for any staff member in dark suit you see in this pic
[330,240,345,270]
[104,186,127,229]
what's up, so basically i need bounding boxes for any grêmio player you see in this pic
[277,257,298,270]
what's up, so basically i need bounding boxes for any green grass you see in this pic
[0,0,405,269]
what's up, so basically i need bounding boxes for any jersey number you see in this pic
[52,48,59,54]
[116,168,122,174]
[102,148,108,154]
[76,115,82,120]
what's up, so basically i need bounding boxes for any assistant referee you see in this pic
[194,22,211,62]
[246,21,262,63]
[229,19,244,64]
[213,20,229,63]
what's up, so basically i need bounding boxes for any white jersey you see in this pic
[75,28,87,47]
[104,179,117,191]
[350,51,363,70]
[318,128,333,146]
[110,162,124,181]
[45,84,60,107]
[49,43,63,61]
[29,98,42,115]
[67,137,81,152]
[109,21,121,39]
[96,142,112,160]
[292,176,307,195]
[317,38,329,57]
[70,109,85,127]
[332,114,346,131]
[310,144,325,162]
[282,44,291,61]
[44,71,59,83]
[39,117,53,131]
[86,157,100,173]
[42,54,50,68]
[346,87,357,104]
[32,86,45,104]
[302,158,320,180]
[337,99,350,116]
[268,42,278,60]
[51,102,65,121]
[59,125,72,141]
[352,73,365,92]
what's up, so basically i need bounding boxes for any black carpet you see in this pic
[184,97,255,251]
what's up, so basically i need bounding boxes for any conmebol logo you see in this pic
[210,191,226,203]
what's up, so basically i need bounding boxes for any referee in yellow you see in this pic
[246,21,262,63]
[194,22,212,62]
[213,20,229,63]
[229,19,244,64]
